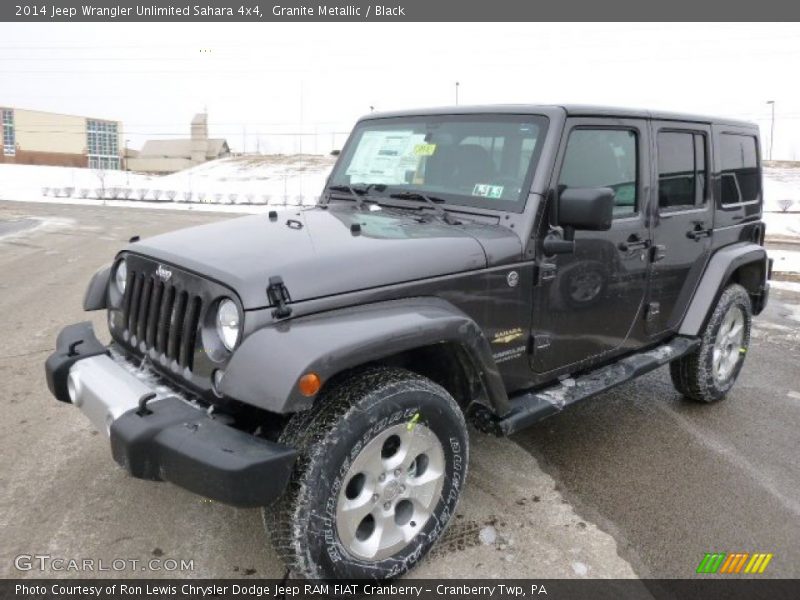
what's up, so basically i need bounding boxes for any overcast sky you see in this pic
[1,22,799,158]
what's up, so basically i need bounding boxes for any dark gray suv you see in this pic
[46,105,771,579]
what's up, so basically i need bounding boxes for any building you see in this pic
[127,113,230,173]
[0,106,123,169]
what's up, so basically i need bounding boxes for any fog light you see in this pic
[212,369,225,397]
[298,372,322,397]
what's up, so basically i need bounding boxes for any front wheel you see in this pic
[670,283,752,403]
[264,367,468,580]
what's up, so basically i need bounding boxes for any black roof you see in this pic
[363,104,756,129]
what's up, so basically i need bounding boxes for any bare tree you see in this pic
[94,167,107,199]
[777,198,794,213]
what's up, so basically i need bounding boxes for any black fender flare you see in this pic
[221,297,509,415]
[679,242,768,336]
[83,264,111,311]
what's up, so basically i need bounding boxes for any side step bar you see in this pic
[496,336,700,436]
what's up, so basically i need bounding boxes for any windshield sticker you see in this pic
[472,184,504,199]
[345,130,426,184]
[413,143,437,156]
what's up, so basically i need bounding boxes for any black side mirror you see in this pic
[559,187,615,232]
[542,187,615,255]
[330,149,341,156]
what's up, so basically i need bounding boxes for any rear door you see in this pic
[648,122,713,335]
[532,118,651,374]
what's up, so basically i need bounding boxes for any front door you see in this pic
[648,122,714,335]
[532,118,651,375]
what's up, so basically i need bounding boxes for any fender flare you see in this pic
[679,242,768,336]
[83,264,111,311]
[221,297,509,415]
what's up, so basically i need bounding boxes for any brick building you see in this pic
[0,106,124,169]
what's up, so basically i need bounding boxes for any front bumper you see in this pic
[44,321,297,507]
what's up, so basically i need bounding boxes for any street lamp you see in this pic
[766,100,775,161]
[455,82,459,105]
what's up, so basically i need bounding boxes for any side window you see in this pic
[559,128,638,217]
[720,133,760,205]
[657,131,707,211]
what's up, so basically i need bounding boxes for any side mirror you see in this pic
[330,149,341,156]
[558,187,615,232]
[542,187,615,255]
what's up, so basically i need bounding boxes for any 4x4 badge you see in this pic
[155,265,172,282]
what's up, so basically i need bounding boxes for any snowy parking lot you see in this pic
[1,200,799,579]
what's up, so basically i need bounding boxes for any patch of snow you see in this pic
[763,212,800,240]
[571,561,589,576]
[479,526,497,545]
[0,155,335,213]
[770,280,800,294]
[769,249,800,273]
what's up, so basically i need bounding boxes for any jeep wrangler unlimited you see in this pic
[46,105,770,579]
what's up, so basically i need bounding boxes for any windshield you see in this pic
[328,114,548,212]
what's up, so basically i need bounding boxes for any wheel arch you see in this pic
[221,297,510,416]
[679,242,768,336]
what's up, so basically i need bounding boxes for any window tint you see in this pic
[657,131,707,210]
[559,129,638,216]
[720,134,759,205]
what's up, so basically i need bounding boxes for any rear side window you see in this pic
[720,133,760,205]
[559,128,638,217]
[657,131,707,211]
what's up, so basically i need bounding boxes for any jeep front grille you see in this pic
[121,270,203,371]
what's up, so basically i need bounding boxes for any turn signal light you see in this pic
[298,372,322,397]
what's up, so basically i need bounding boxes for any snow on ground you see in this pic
[0,157,799,237]
[0,155,335,212]
[769,249,800,273]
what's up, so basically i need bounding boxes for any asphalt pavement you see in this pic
[0,200,797,580]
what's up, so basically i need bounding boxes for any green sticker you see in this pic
[472,184,504,199]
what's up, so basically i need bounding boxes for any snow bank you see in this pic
[0,158,798,236]
[0,155,335,212]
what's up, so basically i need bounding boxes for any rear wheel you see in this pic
[264,366,468,580]
[670,283,752,403]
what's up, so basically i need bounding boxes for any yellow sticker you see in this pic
[413,143,437,156]
[407,412,421,432]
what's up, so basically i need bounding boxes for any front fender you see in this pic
[222,297,508,415]
[83,264,111,311]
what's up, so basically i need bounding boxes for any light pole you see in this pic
[455,82,459,105]
[766,100,775,161]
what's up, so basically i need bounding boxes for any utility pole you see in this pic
[455,81,459,105]
[766,100,775,161]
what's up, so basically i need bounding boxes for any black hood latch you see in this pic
[267,276,292,319]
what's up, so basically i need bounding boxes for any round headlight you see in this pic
[115,259,128,294]
[216,298,240,351]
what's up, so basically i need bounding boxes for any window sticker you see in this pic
[345,130,426,184]
[413,143,437,156]
[472,184,504,199]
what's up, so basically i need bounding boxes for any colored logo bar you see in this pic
[696,552,773,574]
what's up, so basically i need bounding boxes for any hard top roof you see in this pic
[362,104,756,129]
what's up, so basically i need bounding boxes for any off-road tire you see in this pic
[670,283,752,403]
[263,366,468,580]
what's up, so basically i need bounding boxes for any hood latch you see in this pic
[267,276,292,319]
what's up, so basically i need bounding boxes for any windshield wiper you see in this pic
[327,184,366,209]
[327,183,386,209]
[388,191,460,224]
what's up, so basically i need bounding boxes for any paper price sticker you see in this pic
[413,143,437,156]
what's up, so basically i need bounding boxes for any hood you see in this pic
[129,205,522,309]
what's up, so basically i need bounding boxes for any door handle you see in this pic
[686,226,713,240]
[618,234,650,252]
